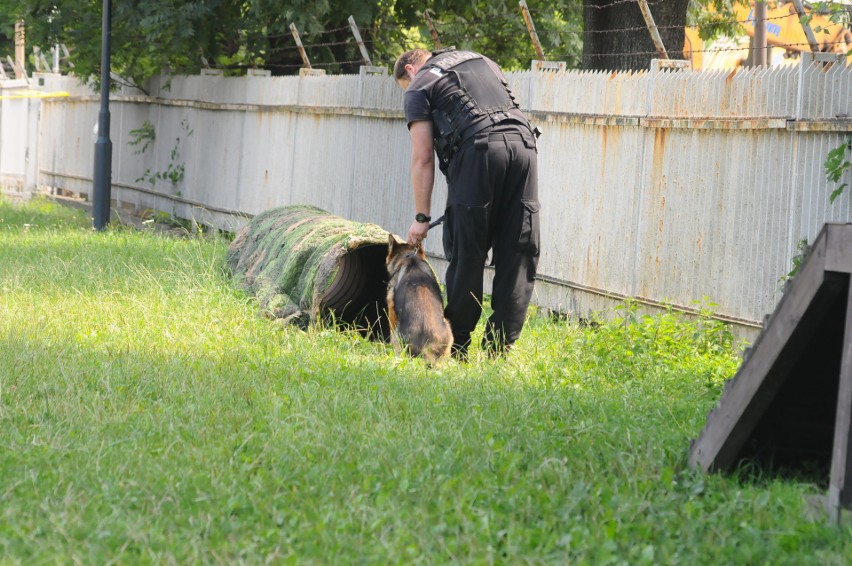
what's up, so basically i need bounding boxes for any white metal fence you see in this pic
[5,57,852,336]
[0,78,40,193]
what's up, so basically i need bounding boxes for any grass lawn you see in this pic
[0,196,850,564]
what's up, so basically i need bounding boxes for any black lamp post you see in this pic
[92,0,112,230]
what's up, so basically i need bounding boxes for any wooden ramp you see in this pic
[689,223,852,512]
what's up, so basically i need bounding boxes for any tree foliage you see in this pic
[7,1,250,87]
[583,0,691,71]
[690,0,852,43]
[11,1,842,85]
[0,2,24,61]
[4,0,587,85]
[410,2,584,71]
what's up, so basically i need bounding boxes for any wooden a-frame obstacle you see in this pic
[689,223,852,519]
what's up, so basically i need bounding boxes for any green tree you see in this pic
[15,0,245,88]
[1,2,24,62]
[11,0,420,85]
[402,2,584,71]
[583,0,691,71]
[18,1,836,84]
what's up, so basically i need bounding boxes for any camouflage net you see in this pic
[226,205,393,332]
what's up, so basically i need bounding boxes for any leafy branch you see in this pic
[128,120,155,154]
[825,137,852,204]
[130,118,194,194]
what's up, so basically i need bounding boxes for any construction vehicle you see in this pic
[684,1,852,69]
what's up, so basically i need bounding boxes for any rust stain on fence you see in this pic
[789,120,852,132]
[642,118,788,130]
[24,63,852,335]
[652,128,667,178]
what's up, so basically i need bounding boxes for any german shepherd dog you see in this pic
[386,234,453,364]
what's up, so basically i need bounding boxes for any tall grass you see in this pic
[1,196,849,564]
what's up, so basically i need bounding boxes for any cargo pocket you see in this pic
[515,199,540,257]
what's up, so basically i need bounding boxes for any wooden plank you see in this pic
[830,282,852,510]
[637,0,669,59]
[519,0,545,62]
[347,16,372,67]
[689,227,833,471]
[825,224,852,274]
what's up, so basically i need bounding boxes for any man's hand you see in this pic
[407,220,429,247]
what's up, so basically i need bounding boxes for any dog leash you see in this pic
[428,215,445,229]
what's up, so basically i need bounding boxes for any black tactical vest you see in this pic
[425,48,533,171]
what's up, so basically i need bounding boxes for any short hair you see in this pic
[393,49,431,82]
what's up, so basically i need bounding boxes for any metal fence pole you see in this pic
[753,1,768,66]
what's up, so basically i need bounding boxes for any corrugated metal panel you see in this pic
[792,132,852,238]
[0,86,35,185]
[520,69,648,116]
[648,65,800,118]
[358,74,405,111]
[798,63,852,120]
[629,127,799,321]
[27,61,852,334]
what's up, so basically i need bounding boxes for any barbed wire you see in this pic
[558,39,850,60]
[252,8,841,50]
[240,5,851,74]
[256,24,360,41]
[207,58,369,73]
[691,39,851,54]
[257,59,367,70]
[581,0,665,9]
[294,39,357,50]
[428,10,807,38]
[373,9,844,46]
[300,24,355,37]
[575,0,847,12]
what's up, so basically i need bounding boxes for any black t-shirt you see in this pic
[402,52,507,130]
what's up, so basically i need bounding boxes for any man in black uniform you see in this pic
[393,48,540,359]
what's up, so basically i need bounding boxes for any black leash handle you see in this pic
[428,214,445,229]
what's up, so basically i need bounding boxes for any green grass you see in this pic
[0,196,850,564]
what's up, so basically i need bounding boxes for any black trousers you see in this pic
[441,124,540,353]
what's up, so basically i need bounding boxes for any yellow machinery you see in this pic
[684,1,852,69]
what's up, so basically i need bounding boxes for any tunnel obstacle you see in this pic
[226,205,392,337]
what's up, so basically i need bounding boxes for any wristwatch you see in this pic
[415,213,431,223]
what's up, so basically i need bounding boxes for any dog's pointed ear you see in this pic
[416,246,426,259]
[388,233,397,255]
